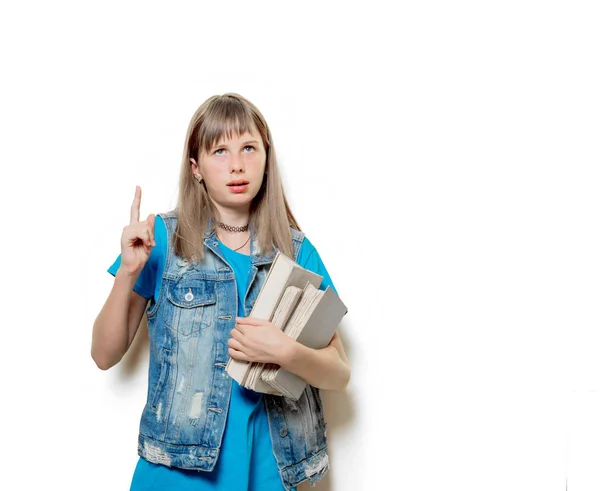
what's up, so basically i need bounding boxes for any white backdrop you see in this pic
[1,1,598,490]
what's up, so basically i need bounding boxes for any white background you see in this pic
[0,1,598,490]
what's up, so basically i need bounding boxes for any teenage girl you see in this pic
[91,93,351,491]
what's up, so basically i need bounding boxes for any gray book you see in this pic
[260,282,348,400]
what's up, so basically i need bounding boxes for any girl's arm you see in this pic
[92,186,155,370]
[91,269,148,370]
[279,330,351,391]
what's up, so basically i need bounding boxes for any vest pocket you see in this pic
[165,279,217,337]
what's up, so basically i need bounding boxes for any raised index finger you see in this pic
[130,185,141,224]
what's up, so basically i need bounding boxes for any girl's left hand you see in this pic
[228,317,294,365]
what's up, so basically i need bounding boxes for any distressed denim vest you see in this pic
[138,211,329,490]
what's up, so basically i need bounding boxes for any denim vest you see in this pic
[138,211,329,490]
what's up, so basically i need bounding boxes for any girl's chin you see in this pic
[211,194,255,210]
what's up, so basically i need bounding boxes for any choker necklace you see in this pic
[217,221,249,233]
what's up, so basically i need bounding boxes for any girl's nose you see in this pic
[230,153,245,173]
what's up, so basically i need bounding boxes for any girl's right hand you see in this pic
[119,186,156,276]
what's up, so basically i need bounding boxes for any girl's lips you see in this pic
[228,184,249,193]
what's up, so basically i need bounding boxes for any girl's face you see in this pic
[191,127,267,215]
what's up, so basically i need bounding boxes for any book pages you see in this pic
[245,286,303,390]
[261,285,348,400]
[283,283,324,340]
[260,283,322,385]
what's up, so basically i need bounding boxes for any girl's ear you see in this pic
[190,158,203,183]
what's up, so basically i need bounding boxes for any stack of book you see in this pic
[225,251,347,400]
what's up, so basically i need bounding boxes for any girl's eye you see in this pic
[214,148,225,156]
[243,145,255,152]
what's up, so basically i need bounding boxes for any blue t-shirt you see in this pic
[107,216,336,491]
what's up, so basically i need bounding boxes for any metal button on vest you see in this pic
[280,427,288,437]
[184,289,194,302]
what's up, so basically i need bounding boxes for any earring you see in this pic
[194,175,203,184]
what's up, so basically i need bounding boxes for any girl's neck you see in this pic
[210,202,252,254]
[213,204,250,229]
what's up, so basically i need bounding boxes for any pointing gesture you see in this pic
[120,186,156,276]
[130,185,142,224]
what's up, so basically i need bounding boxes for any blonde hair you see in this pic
[173,93,300,261]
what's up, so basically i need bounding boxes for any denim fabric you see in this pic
[135,211,329,490]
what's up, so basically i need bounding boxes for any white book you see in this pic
[225,252,323,386]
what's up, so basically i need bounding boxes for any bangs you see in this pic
[198,97,259,156]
